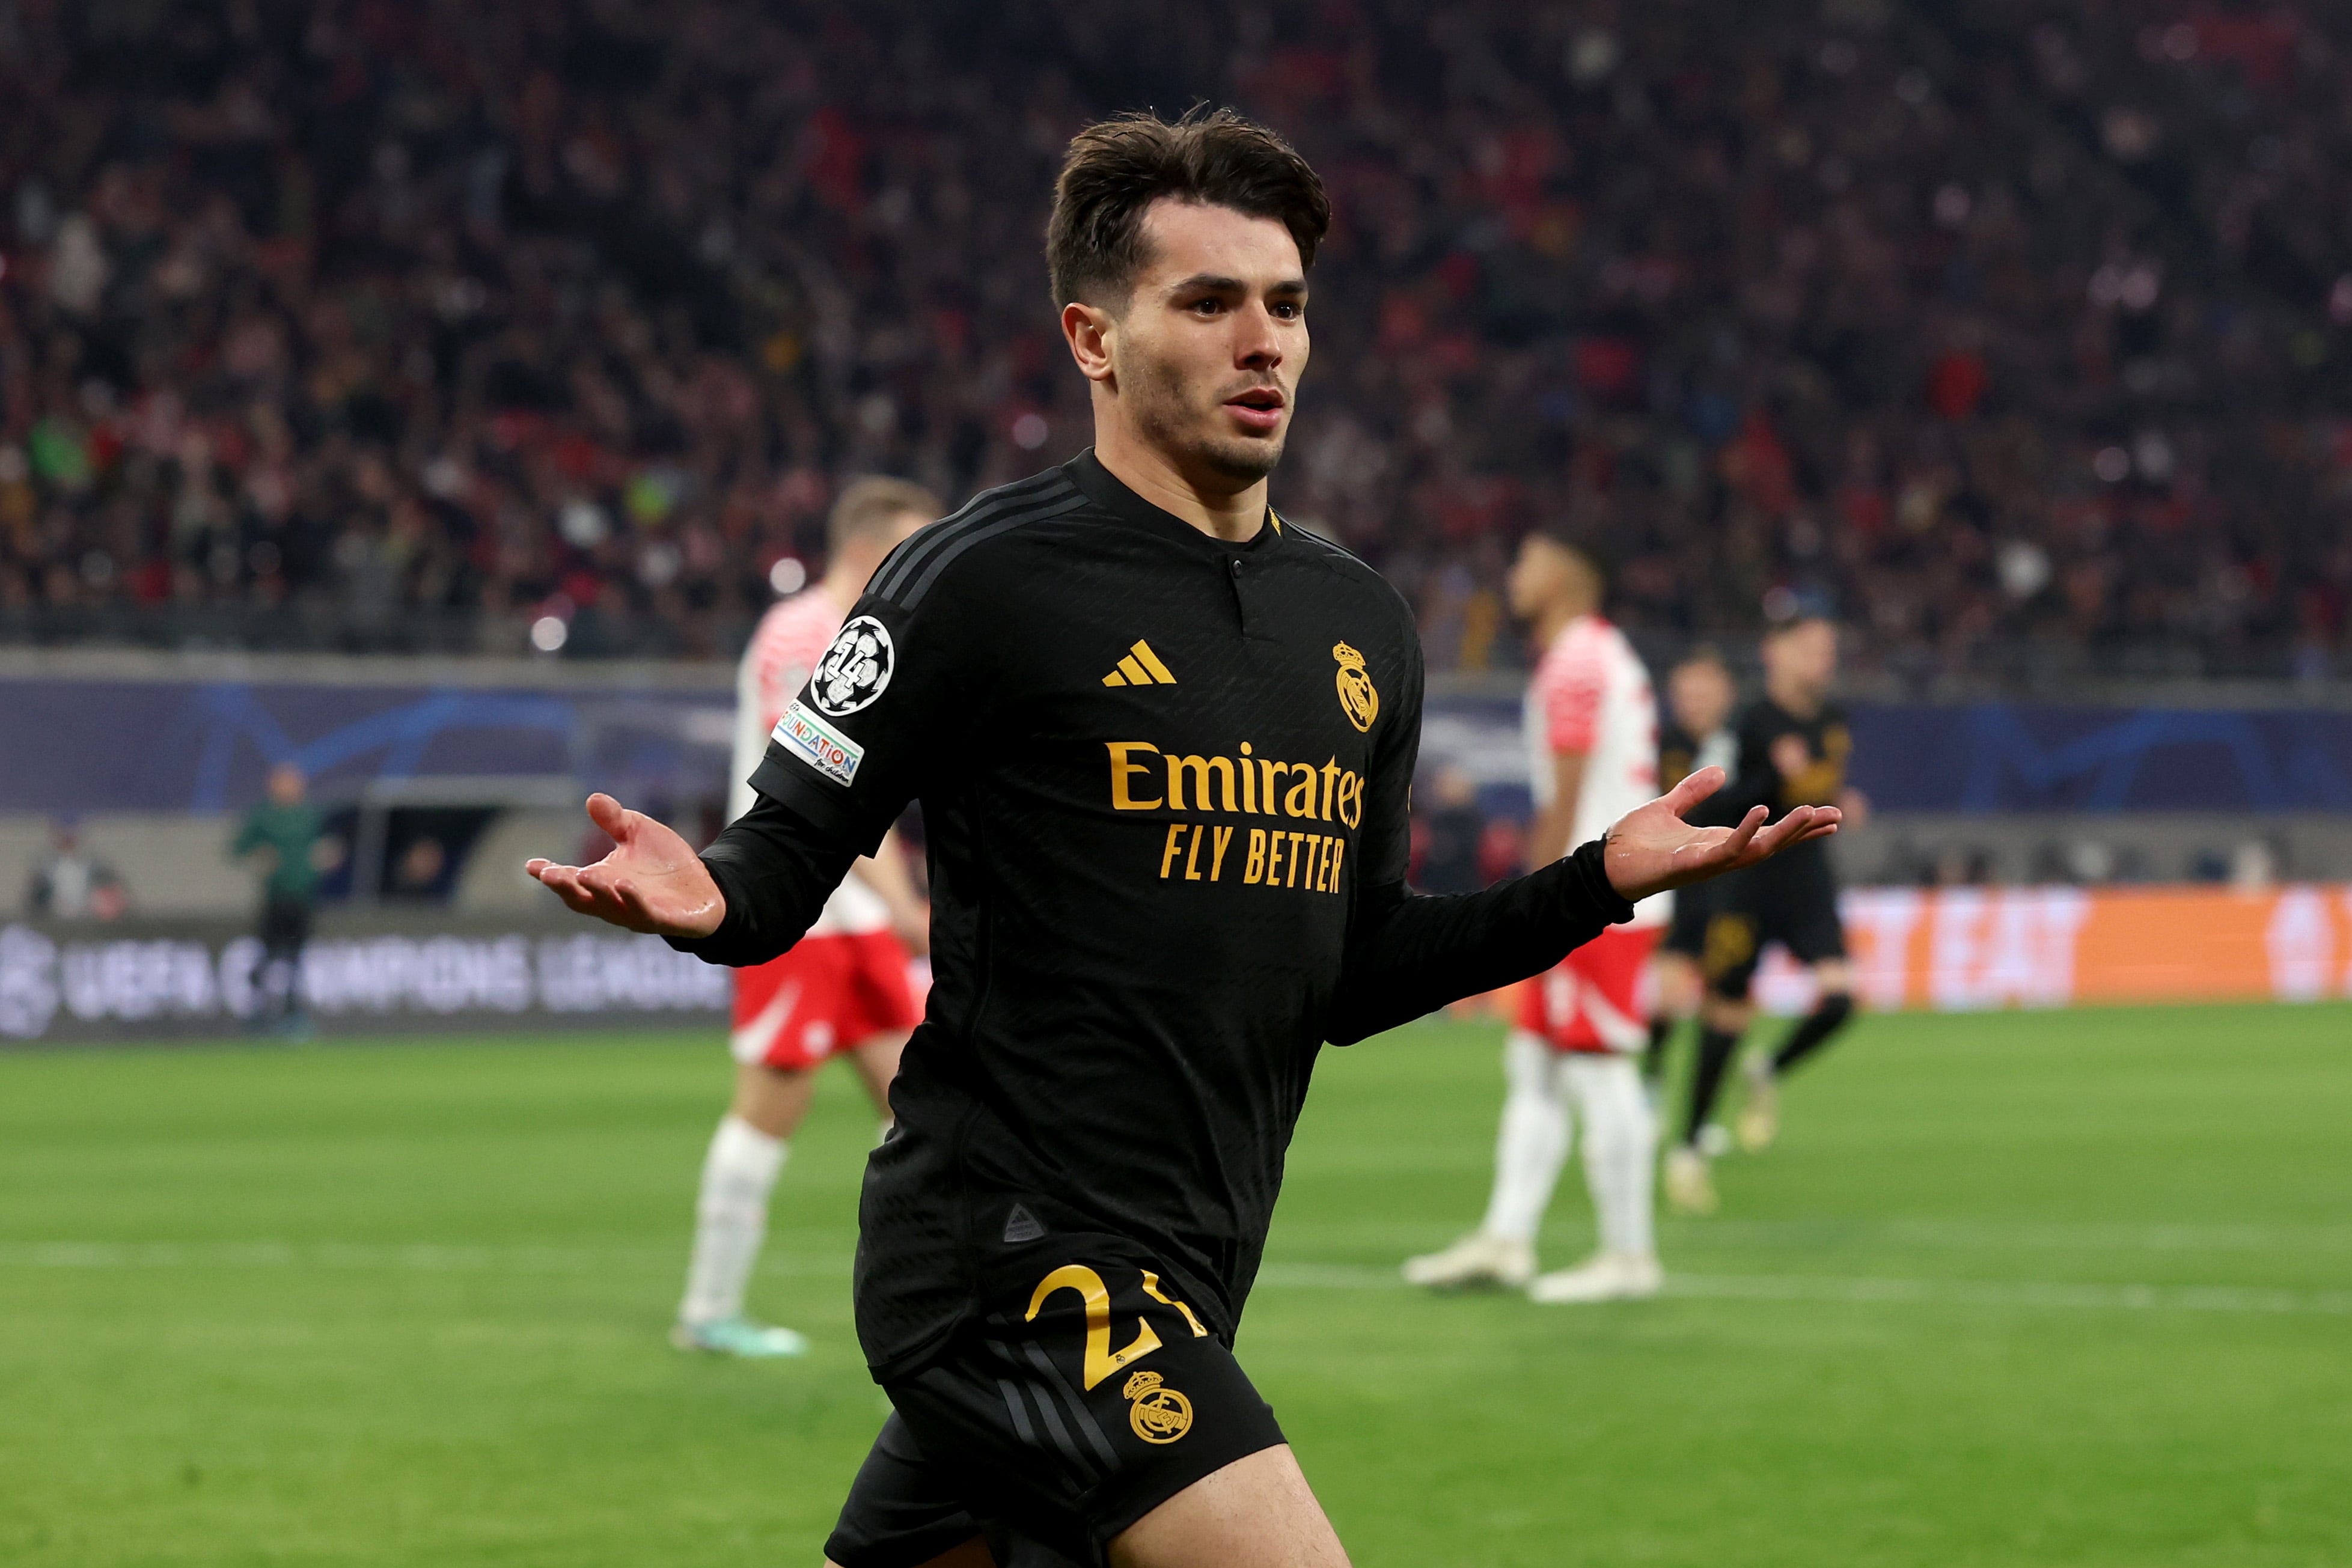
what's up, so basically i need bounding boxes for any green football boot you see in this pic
[670,1316,809,1358]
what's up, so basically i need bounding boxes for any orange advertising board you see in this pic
[1742,884,2352,1013]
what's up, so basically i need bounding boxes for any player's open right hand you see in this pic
[526,793,727,938]
[1601,765,1840,903]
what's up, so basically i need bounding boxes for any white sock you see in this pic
[679,1114,787,1325]
[1564,1054,1657,1260]
[1480,1031,1570,1245]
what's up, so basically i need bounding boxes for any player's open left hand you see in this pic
[526,793,727,938]
[1600,765,1840,903]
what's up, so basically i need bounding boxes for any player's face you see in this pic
[1765,620,1839,694]
[1506,537,1560,620]
[1670,661,1733,736]
[1106,200,1309,486]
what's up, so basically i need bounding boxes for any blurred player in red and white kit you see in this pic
[1405,530,1669,1302]
[673,477,938,1357]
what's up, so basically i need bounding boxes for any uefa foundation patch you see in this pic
[773,700,865,786]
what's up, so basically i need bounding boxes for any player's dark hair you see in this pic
[1762,584,1838,633]
[1676,642,1729,673]
[1525,525,1611,590]
[828,475,940,552]
[1046,108,1331,309]
[1762,610,1834,639]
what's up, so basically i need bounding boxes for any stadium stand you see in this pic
[1,2,2348,685]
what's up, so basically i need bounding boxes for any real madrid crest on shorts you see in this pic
[1332,641,1379,733]
[1121,1368,1193,1444]
[810,615,896,716]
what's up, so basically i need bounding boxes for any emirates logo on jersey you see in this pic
[809,616,895,716]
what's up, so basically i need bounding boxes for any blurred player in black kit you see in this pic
[527,109,1837,1568]
[1664,615,1869,1217]
[1640,647,1740,1106]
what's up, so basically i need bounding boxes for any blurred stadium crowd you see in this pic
[2,1,2349,679]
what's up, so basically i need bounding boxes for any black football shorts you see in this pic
[1702,847,1846,1001]
[825,1255,1286,1568]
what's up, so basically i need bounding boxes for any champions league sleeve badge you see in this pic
[808,615,896,716]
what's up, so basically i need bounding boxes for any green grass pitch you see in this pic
[4,1003,2350,1566]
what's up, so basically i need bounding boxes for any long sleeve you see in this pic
[672,530,976,968]
[1321,623,1632,1046]
[1324,840,1631,1045]
[665,793,861,968]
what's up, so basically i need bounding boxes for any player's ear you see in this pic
[1062,300,1116,384]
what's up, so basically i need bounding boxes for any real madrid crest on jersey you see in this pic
[1122,1368,1193,1444]
[1332,641,1378,733]
[810,615,895,716]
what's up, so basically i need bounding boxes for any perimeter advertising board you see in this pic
[0,915,728,1044]
[1743,883,2352,1014]
[10,883,2350,1045]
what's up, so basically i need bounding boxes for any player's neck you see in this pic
[1530,598,1592,650]
[1089,423,1268,543]
[814,567,863,615]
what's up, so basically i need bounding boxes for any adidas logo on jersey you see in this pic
[1101,640,1178,688]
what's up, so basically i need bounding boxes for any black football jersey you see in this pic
[686,451,1631,1379]
[1717,695,1850,887]
[1730,697,1853,816]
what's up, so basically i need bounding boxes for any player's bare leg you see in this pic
[733,1059,823,1139]
[847,1030,911,1133]
[1109,1446,1350,1568]
[675,1060,821,1356]
[1668,992,1752,1214]
[1733,984,1788,1153]
[1739,959,1856,1152]
[1642,950,1702,1105]
[1403,1031,1556,1289]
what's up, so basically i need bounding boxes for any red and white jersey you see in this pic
[731,587,890,936]
[1526,613,1669,927]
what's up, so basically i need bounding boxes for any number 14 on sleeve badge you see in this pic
[811,616,895,716]
[1333,642,1379,733]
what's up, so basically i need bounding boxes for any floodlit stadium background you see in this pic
[2,5,2348,1566]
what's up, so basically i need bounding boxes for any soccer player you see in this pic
[528,109,1835,1568]
[1402,532,1670,1304]
[1640,648,1740,1102]
[229,763,331,1037]
[1665,615,1868,1218]
[673,477,938,1359]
